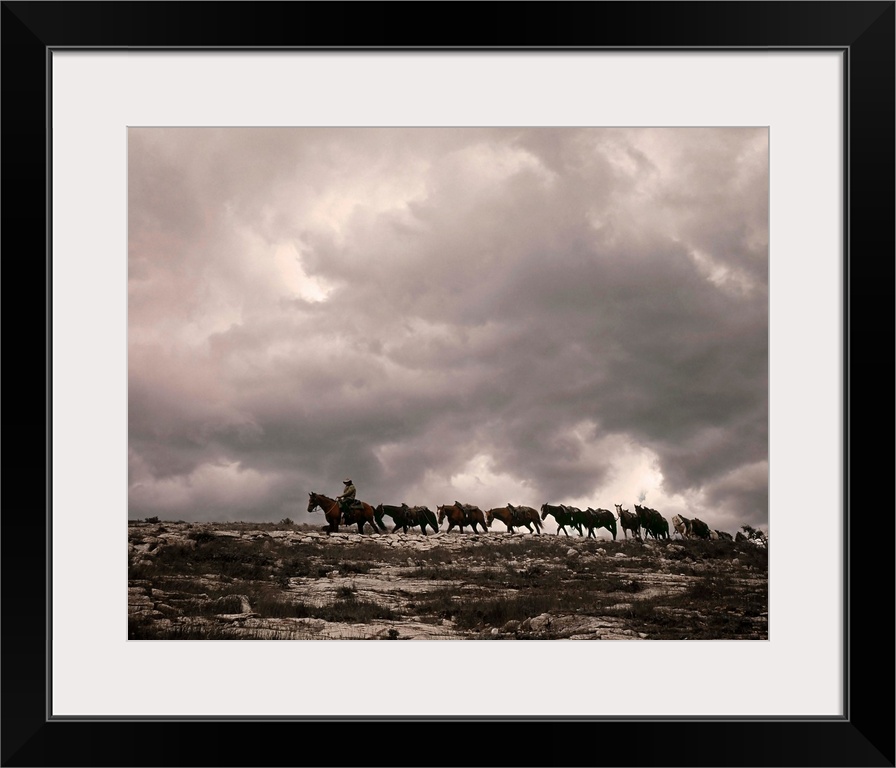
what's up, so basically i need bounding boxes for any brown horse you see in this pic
[307,492,384,535]
[486,505,543,534]
[437,502,488,533]
[615,504,642,541]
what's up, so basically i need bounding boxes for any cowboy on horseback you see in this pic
[337,478,361,522]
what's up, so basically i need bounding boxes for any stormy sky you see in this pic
[128,127,768,535]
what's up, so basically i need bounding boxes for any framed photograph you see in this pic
[4,2,893,766]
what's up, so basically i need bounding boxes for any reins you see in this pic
[312,494,341,518]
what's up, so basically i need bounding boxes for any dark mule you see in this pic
[375,503,410,533]
[486,505,543,534]
[307,492,384,535]
[615,504,642,541]
[375,503,439,535]
[409,506,439,535]
[540,503,583,536]
[437,503,488,533]
[585,508,617,540]
[635,504,669,540]
[562,505,591,536]
[689,517,712,540]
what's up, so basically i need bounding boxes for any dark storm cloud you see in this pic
[128,127,768,533]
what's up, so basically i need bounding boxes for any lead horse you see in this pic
[308,491,385,535]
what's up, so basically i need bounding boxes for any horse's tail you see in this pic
[371,504,388,532]
[423,508,439,532]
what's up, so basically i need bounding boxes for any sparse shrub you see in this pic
[339,561,373,575]
[184,594,246,616]
[144,516,160,524]
[187,530,217,545]
[253,592,309,618]
[313,599,398,623]
[128,618,236,640]
[520,564,544,579]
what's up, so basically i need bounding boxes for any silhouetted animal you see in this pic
[635,504,669,540]
[437,503,487,533]
[689,517,712,540]
[540,503,583,536]
[486,505,543,534]
[615,504,642,540]
[585,508,617,540]
[375,503,439,535]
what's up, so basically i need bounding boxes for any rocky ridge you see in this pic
[128,522,768,640]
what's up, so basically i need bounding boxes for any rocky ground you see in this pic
[128,521,768,640]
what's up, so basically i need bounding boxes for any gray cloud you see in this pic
[128,127,768,535]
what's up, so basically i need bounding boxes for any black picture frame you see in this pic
[3,2,893,766]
